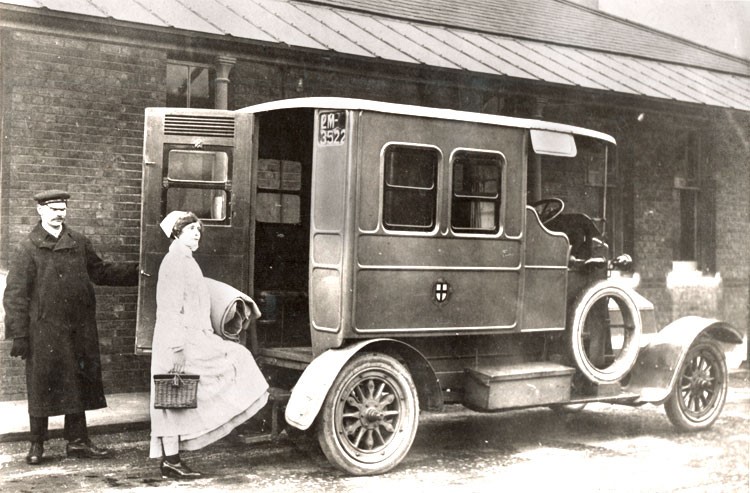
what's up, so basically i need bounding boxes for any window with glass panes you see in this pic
[382,145,439,231]
[673,130,714,271]
[164,147,231,222]
[256,159,302,224]
[451,151,503,233]
[166,62,215,108]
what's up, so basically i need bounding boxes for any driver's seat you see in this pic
[546,213,603,262]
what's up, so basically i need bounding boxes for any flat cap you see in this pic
[33,190,70,205]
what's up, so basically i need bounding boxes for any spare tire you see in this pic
[569,282,642,383]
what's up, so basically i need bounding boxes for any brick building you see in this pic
[0,0,748,400]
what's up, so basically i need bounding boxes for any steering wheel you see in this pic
[531,198,565,224]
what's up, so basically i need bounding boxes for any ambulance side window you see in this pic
[382,145,439,232]
[451,150,504,234]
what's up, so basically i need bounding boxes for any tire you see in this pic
[665,340,727,432]
[570,283,642,383]
[317,353,419,476]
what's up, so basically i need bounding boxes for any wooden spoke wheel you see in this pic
[665,340,728,432]
[317,353,419,476]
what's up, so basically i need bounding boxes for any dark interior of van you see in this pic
[253,109,315,350]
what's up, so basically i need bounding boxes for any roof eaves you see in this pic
[294,0,750,76]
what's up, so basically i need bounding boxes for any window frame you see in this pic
[166,60,216,109]
[672,130,713,272]
[161,144,233,225]
[255,159,303,225]
[380,142,441,235]
[449,148,506,237]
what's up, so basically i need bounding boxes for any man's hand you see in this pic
[10,337,30,360]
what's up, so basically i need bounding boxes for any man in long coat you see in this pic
[3,190,139,465]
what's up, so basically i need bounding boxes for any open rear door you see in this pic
[135,108,254,354]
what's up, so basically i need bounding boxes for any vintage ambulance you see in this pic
[136,97,741,475]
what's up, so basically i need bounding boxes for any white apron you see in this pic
[149,241,268,457]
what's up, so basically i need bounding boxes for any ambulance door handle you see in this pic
[140,270,152,277]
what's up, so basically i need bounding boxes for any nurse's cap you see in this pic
[160,210,189,237]
[33,190,70,205]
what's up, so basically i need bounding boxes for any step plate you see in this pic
[464,363,576,411]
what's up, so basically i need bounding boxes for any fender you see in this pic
[285,338,442,431]
[625,316,742,404]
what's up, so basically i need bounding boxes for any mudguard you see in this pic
[285,339,441,431]
[625,316,742,404]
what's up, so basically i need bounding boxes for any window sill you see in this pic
[667,262,721,289]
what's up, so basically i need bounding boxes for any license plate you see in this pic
[318,110,346,146]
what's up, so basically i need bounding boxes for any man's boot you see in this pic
[26,442,43,465]
[66,438,110,459]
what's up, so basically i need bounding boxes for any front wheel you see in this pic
[664,340,728,432]
[317,353,419,476]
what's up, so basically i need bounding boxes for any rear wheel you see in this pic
[665,340,727,432]
[317,353,419,476]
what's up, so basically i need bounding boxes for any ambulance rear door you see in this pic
[135,108,255,353]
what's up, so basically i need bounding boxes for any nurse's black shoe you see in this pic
[160,459,202,480]
[26,442,43,465]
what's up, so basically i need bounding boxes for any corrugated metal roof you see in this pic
[1,0,748,111]
[313,0,750,75]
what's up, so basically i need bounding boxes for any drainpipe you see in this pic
[215,55,236,110]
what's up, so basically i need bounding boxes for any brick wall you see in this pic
[0,30,164,400]
[624,115,749,333]
[711,120,750,332]
[230,60,425,110]
[629,119,677,282]
[1,26,748,401]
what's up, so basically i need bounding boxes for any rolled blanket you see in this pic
[205,278,261,341]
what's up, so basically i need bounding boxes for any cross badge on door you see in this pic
[434,280,450,303]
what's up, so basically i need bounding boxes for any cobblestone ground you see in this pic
[0,372,748,493]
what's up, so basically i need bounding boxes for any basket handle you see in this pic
[169,371,184,387]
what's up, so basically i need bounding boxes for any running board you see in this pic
[562,392,641,406]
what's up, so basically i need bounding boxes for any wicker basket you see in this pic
[153,373,200,409]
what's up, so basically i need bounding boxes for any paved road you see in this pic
[1,373,748,492]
